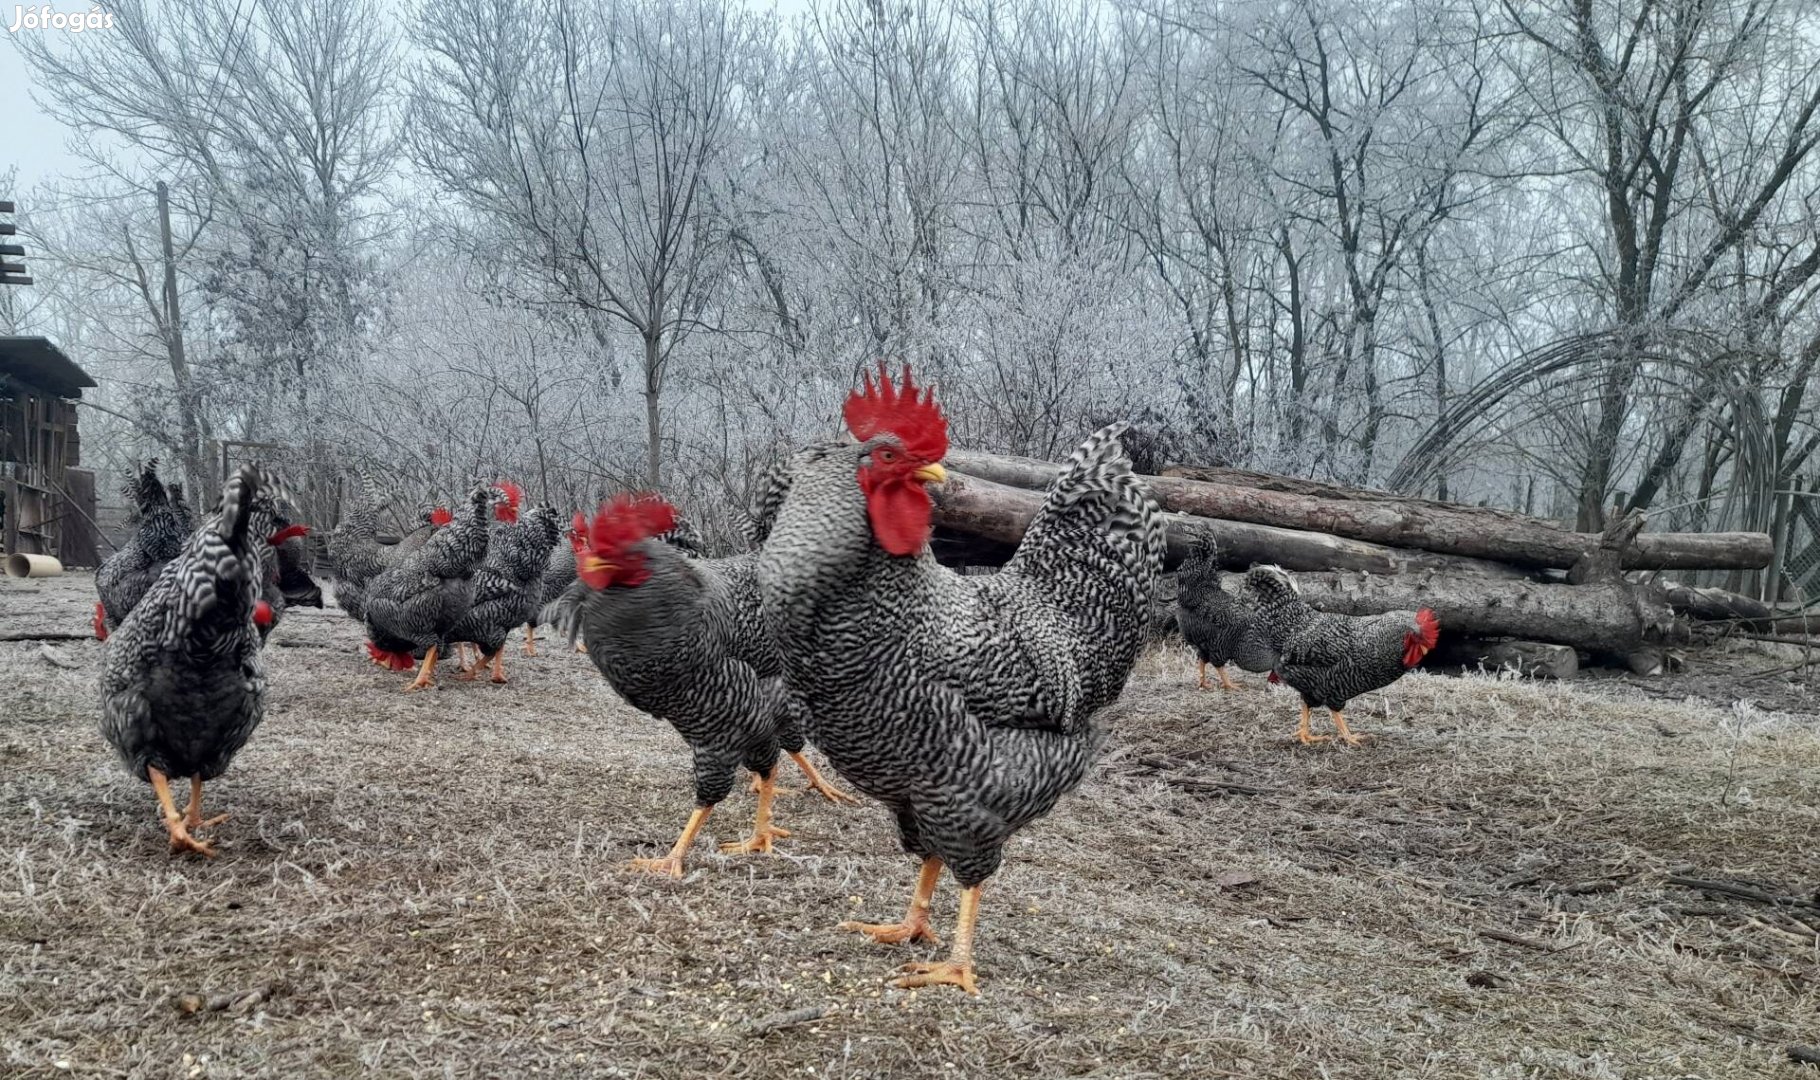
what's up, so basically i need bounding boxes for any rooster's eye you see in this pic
[877,448,896,463]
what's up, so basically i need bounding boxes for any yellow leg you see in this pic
[1195,659,1210,690]
[1331,708,1365,747]
[790,751,858,805]
[631,806,711,879]
[523,624,538,657]
[575,640,588,654]
[721,769,792,855]
[1296,701,1329,745]
[841,856,943,945]
[1217,665,1246,691]
[404,645,440,692]
[896,884,982,995]
[184,777,230,832]
[149,767,216,857]
[487,648,507,684]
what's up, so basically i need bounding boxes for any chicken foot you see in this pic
[630,806,711,879]
[184,777,230,832]
[721,768,791,855]
[747,752,860,804]
[840,856,943,945]
[522,624,538,656]
[1197,661,1245,692]
[1296,702,1329,745]
[148,767,218,858]
[1329,708,1366,747]
[895,883,982,995]
[404,645,440,693]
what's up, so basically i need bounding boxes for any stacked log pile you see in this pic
[928,449,1780,677]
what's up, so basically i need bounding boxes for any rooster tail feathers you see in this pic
[1007,424,1166,606]
[746,457,794,546]
[539,580,590,647]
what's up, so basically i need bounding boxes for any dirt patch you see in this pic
[3,573,1819,1078]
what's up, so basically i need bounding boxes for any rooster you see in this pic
[1242,565,1439,746]
[94,460,194,640]
[756,363,1164,994]
[362,485,500,691]
[449,488,564,683]
[544,493,854,878]
[97,465,293,857]
[259,522,322,639]
[1175,538,1275,691]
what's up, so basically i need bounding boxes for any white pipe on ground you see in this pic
[5,553,64,578]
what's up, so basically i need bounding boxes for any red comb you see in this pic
[570,513,590,556]
[268,524,309,546]
[253,600,274,628]
[494,481,523,523]
[366,641,416,671]
[1403,608,1441,668]
[587,492,679,554]
[93,602,109,641]
[430,507,453,527]
[843,361,948,461]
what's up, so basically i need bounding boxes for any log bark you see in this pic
[1660,583,1775,623]
[1289,570,1681,653]
[1430,638,1579,680]
[932,473,1524,579]
[946,449,1772,571]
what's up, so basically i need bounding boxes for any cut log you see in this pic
[1288,570,1681,653]
[1660,583,1775,623]
[932,472,1525,579]
[946,449,1772,571]
[1430,639,1579,680]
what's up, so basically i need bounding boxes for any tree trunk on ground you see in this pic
[945,450,1772,572]
[932,472,1525,578]
[1289,570,1680,653]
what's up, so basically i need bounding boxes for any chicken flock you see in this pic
[85,363,1439,995]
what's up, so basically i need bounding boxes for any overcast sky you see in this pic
[0,0,812,196]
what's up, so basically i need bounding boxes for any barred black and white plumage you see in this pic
[1175,539,1276,690]
[544,494,852,877]
[361,485,500,689]
[327,471,386,624]
[1243,565,1439,746]
[447,505,563,678]
[97,464,287,856]
[757,412,1162,991]
[95,460,195,636]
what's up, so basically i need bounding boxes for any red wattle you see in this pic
[93,602,109,641]
[866,480,933,557]
[253,600,274,627]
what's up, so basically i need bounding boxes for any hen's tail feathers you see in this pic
[1005,424,1166,605]
[539,580,590,648]
[746,458,793,547]
[152,465,275,647]
[124,459,170,516]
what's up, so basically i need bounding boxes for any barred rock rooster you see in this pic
[94,460,194,640]
[756,363,1164,994]
[1242,565,1439,746]
[259,522,322,639]
[98,465,294,857]
[449,493,564,683]
[1175,538,1275,691]
[362,485,500,691]
[544,493,853,878]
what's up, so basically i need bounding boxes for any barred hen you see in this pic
[326,471,386,624]
[97,465,293,857]
[756,363,1165,994]
[1175,538,1275,691]
[544,493,853,878]
[449,490,564,683]
[361,485,500,691]
[94,460,194,639]
[259,522,322,640]
[1243,565,1439,746]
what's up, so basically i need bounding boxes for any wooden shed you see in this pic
[1,336,101,567]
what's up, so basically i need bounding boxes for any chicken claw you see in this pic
[149,768,219,859]
[720,824,791,856]
[1295,703,1329,745]
[838,915,940,946]
[1330,709,1367,747]
[788,751,858,805]
[629,855,685,878]
[894,960,979,996]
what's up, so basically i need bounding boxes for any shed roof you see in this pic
[0,336,96,398]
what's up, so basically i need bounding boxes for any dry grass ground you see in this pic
[3,572,1819,1079]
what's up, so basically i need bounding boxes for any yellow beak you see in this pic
[913,463,948,484]
[583,556,618,575]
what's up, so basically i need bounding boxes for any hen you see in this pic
[97,465,293,857]
[326,471,387,624]
[1175,538,1275,691]
[523,526,580,656]
[1243,565,1439,746]
[545,494,853,878]
[94,460,194,639]
[449,488,564,683]
[756,363,1164,994]
[362,485,500,691]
